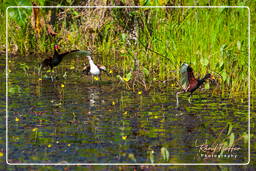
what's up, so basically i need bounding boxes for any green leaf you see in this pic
[200,58,209,66]
[221,71,227,81]
[126,72,132,81]
[116,75,123,82]
[220,44,227,56]
[121,33,127,41]
[229,133,235,146]
[227,122,233,136]
[143,67,150,76]
[243,132,248,144]
[8,85,21,95]
[237,40,241,50]
[5,0,32,26]
[204,82,210,89]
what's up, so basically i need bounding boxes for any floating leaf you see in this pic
[161,147,169,162]
[128,153,136,162]
[149,150,154,163]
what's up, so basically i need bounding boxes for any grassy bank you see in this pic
[1,0,255,97]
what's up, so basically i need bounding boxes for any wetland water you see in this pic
[1,55,249,164]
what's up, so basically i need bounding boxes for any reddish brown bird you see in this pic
[176,63,214,107]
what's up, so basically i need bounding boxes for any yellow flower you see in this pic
[123,111,128,115]
[15,117,19,122]
[112,101,116,105]
[70,66,75,70]
[67,144,71,147]
[67,34,71,41]
[154,116,158,119]
[0,152,3,157]
[48,144,52,148]
[32,128,38,132]
[61,84,65,88]
[39,78,42,81]
[109,70,113,74]
[123,78,129,82]
[9,70,11,73]
[94,76,99,81]
[122,136,127,140]
[138,91,142,95]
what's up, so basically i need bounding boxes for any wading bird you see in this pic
[82,55,109,81]
[40,45,90,80]
[176,63,214,107]
[41,45,80,70]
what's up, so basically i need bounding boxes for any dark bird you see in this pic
[176,63,214,107]
[82,55,109,80]
[41,45,80,70]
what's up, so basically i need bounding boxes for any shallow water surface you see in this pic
[2,55,250,164]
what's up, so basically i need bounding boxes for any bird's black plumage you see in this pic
[42,45,79,69]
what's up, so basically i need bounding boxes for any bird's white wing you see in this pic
[180,63,189,90]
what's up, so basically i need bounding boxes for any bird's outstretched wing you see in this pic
[60,50,91,58]
[180,63,189,90]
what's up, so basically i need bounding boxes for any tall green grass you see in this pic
[3,3,254,97]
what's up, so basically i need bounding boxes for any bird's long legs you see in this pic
[50,69,54,82]
[188,94,192,104]
[176,91,183,108]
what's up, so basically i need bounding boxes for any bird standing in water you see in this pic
[82,55,108,81]
[40,45,90,81]
[176,63,214,107]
